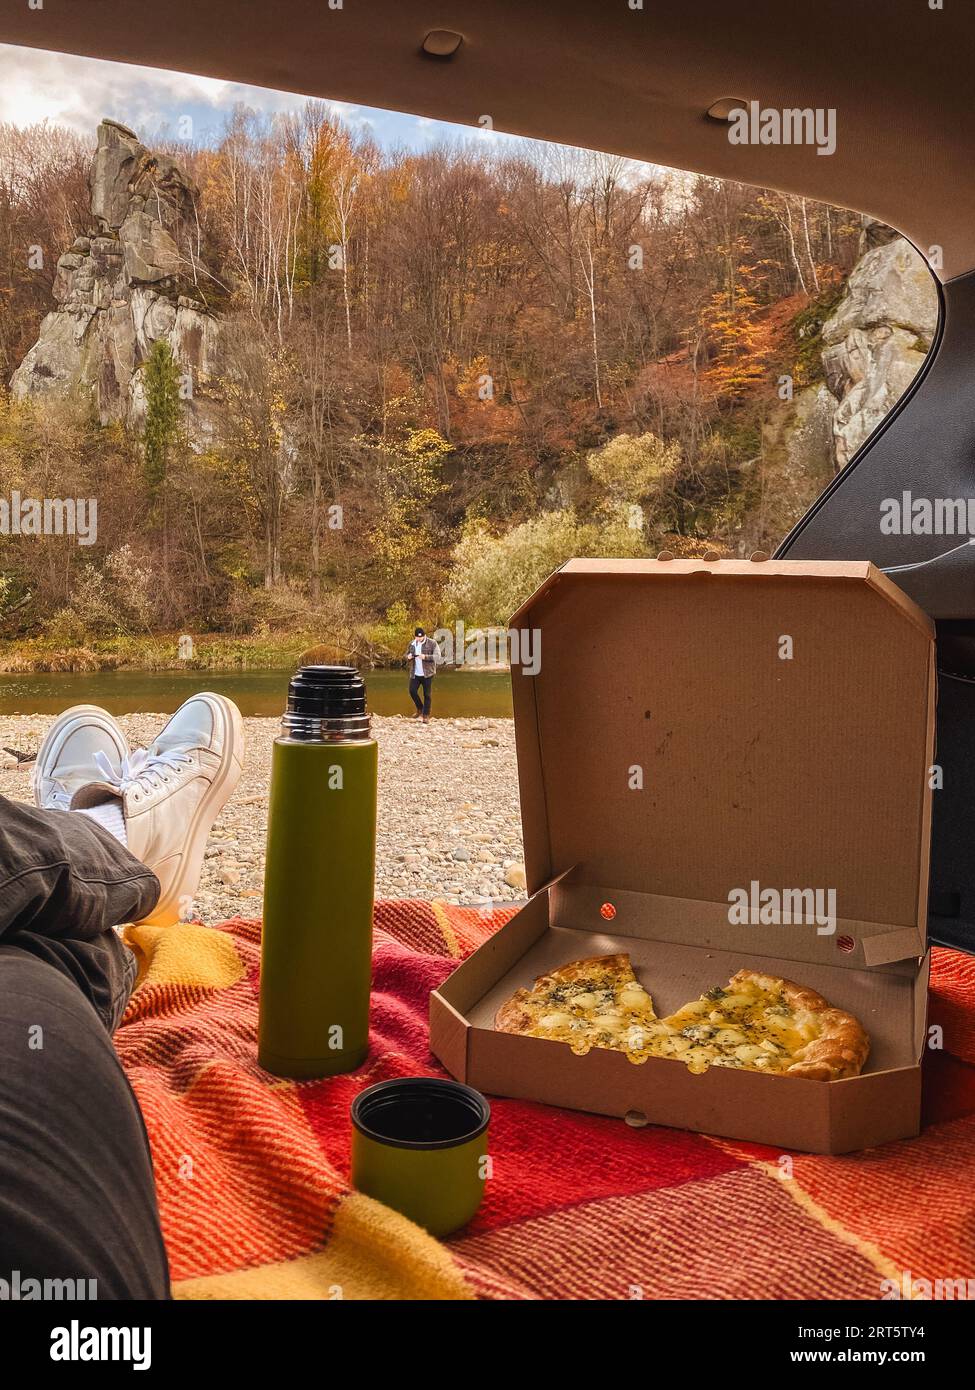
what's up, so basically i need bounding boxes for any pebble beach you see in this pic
[0,713,525,922]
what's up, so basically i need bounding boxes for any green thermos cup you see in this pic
[351,1078,490,1237]
[258,665,378,1079]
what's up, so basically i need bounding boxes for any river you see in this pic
[0,668,513,718]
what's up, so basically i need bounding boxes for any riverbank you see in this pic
[0,713,525,915]
[0,633,513,676]
[0,632,328,673]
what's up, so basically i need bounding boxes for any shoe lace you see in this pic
[92,746,193,796]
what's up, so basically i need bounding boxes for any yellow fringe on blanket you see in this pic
[123,921,246,991]
[172,1192,474,1301]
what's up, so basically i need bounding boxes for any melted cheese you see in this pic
[502,961,839,1078]
[644,978,820,1075]
[515,967,657,1056]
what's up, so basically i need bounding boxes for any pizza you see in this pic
[495,960,869,1080]
[494,953,658,1056]
[650,970,870,1080]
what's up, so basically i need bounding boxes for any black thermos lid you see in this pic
[287,665,367,718]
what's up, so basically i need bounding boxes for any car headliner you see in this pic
[2,0,973,281]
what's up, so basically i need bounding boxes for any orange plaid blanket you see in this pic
[116,903,975,1300]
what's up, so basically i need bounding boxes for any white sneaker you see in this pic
[72,693,244,926]
[33,704,130,811]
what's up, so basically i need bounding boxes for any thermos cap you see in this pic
[352,1078,490,1151]
[288,664,366,717]
[350,1078,490,1236]
[281,665,371,741]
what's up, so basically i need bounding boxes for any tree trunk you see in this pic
[581,238,602,409]
[783,200,808,294]
[800,198,820,293]
[310,464,322,603]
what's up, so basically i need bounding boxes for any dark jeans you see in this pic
[0,795,171,1299]
[409,674,433,717]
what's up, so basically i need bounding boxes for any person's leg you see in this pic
[421,676,433,720]
[409,675,423,714]
[0,796,160,1026]
[0,795,170,1298]
[1,695,242,1298]
[0,953,171,1299]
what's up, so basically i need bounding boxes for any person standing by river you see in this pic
[405,627,440,723]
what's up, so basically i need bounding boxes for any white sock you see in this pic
[76,799,128,848]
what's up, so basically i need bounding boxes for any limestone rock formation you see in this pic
[778,234,938,495]
[819,237,938,468]
[10,119,220,439]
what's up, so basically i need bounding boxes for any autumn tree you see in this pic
[0,103,893,638]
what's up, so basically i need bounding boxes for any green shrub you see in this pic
[443,510,647,627]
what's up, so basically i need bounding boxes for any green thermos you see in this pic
[258,665,378,1079]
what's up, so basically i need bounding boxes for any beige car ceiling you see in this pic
[2,0,973,280]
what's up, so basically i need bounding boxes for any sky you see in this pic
[0,40,672,194]
[0,41,530,153]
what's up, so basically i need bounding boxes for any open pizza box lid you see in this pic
[508,557,934,965]
[430,557,936,1153]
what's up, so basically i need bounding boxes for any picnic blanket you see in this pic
[116,903,975,1300]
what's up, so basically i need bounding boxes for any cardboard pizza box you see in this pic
[429,557,936,1154]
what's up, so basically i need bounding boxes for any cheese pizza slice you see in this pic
[649,969,870,1079]
[494,953,657,1056]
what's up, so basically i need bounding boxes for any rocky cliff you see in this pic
[753,230,940,551]
[819,235,937,468]
[10,119,220,438]
[786,233,938,477]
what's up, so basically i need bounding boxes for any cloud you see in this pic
[0,44,234,135]
[0,43,407,147]
[0,41,663,178]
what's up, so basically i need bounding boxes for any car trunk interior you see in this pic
[3,0,974,951]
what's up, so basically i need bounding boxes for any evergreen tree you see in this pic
[143,339,182,497]
[142,339,183,585]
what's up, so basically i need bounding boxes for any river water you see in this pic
[0,668,513,718]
